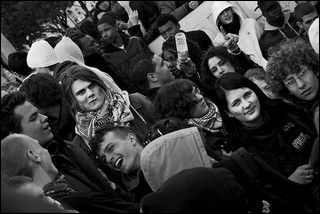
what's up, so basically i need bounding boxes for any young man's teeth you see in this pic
[115,158,122,168]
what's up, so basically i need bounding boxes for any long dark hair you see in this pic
[213,72,287,147]
[200,46,243,94]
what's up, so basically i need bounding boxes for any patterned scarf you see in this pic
[75,90,134,144]
[186,100,223,134]
[43,174,76,198]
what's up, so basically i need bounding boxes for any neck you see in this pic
[240,114,264,128]
[33,169,57,188]
[149,82,162,89]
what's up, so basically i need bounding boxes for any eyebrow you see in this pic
[104,142,113,153]
[28,111,38,121]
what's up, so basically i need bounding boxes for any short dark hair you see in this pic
[19,73,63,108]
[294,2,317,22]
[8,51,32,77]
[154,79,199,119]
[69,33,87,51]
[156,13,179,29]
[1,92,28,140]
[90,123,135,157]
[97,12,117,27]
[131,51,156,91]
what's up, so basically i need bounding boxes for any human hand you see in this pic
[288,164,314,185]
[220,26,239,52]
[177,57,196,77]
[128,10,139,27]
[188,1,199,10]
[119,21,128,30]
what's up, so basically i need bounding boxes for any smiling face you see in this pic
[71,79,105,112]
[218,7,234,25]
[208,56,236,79]
[225,87,263,127]
[283,66,319,101]
[97,131,143,174]
[14,101,54,146]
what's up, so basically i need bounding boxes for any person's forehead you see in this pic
[98,22,113,29]
[14,101,37,119]
[159,21,176,29]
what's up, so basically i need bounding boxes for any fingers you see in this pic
[220,26,227,39]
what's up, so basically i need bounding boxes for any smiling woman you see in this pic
[213,72,318,187]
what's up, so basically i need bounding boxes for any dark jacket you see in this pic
[84,52,129,92]
[45,136,140,212]
[140,87,161,103]
[48,101,76,142]
[129,92,156,144]
[237,108,317,177]
[259,11,300,59]
[101,32,149,93]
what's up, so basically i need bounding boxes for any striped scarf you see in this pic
[186,100,223,134]
[75,90,134,145]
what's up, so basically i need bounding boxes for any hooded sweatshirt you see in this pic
[140,127,216,191]
[259,10,300,59]
[212,1,268,69]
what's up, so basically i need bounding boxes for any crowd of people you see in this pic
[1,1,319,213]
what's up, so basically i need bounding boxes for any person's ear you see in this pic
[177,23,181,30]
[128,133,137,146]
[27,150,41,163]
[147,73,158,82]
[296,21,303,29]
[225,110,234,118]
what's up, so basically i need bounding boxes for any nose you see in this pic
[242,99,251,109]
[217,66,224,74]
[87,88,94,98]
[296,78,306,88]
[101,31,108,39]
[164,60,171,68]
[39,113,48,123]
[106,155,114,166]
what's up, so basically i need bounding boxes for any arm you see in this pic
[155,1,190,21]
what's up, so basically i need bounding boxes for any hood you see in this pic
[54,36,85,65]
[140,127,214,192]
[211,1,243,31]
[264,10,291,31]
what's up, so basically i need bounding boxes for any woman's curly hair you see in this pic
[266,38,319,101]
